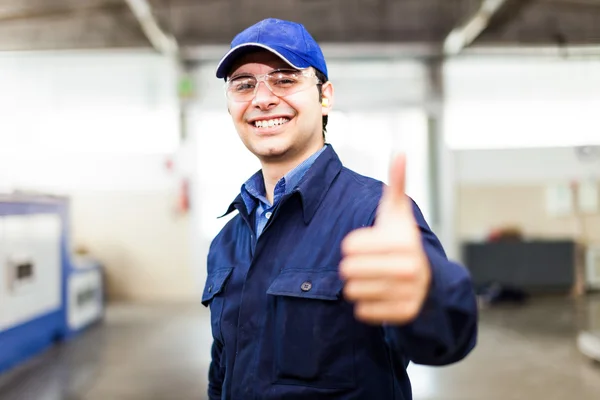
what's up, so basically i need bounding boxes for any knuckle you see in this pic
[406,266,419,279]
[354,303,368,319]
[393,265,415,280]
[402,261,421,279]
[391,267,407,279]
[343,281,358,299]
[338,259,350,274]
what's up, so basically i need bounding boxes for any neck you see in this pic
[261,142,324,204]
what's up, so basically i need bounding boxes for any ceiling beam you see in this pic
[123,0,178,56]
[443,0,536,56]
[443,0,510,56]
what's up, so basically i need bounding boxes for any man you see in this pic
[203,17,478,400]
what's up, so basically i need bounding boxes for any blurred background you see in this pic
[0,0,600,399]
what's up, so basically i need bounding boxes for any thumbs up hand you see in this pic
[340,154,431,324]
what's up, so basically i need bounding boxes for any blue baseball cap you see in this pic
[215,18,328,80]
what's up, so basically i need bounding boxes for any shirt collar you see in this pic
[239,145,327,214]
[239,170,265,215]
[221,144,342,224]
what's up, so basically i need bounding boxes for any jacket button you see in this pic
[208,285,213,293]
[300,281,312,292]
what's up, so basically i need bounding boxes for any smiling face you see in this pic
[226,50,333,168]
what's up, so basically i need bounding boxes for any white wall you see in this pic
[0,50,196,302]
[0,154,174,193]
[444,57,600,150]
[456,147,600,185]
[0,50,179,155]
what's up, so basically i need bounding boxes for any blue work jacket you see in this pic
[203,144,478,400]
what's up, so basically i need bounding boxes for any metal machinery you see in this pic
[0,194,104,374]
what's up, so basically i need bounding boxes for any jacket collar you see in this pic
[220,144,343,224]
[294,144,342,224]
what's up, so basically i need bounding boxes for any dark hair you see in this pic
[314,69,328,139]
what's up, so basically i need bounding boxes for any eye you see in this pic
[270,71,300,87]
[230,77,256,92]
[274,78,297,86]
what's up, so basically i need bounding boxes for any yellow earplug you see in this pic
[322,98,329,107]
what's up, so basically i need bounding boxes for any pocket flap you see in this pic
[267,269,343,301]
[202,267,233,306]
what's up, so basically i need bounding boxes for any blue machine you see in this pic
[0,194,104,375]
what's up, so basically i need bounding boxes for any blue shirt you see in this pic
[240,145,327,237]
[203,144,478,400]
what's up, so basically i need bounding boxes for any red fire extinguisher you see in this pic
[178,178,190,214]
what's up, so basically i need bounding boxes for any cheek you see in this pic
[283,96,319,123]
[298,103,322,127]
[228,103,248,125]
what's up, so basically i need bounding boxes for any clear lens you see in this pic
[225,69,319,102]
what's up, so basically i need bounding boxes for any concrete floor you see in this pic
[1,297,599,400]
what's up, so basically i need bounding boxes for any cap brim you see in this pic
[215,43,311,79]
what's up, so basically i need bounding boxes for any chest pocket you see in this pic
[266,269,356,389]
[202,267,233,343]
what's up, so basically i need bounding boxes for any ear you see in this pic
[320,81,334,116]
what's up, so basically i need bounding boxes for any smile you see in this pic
[252,117,290,128]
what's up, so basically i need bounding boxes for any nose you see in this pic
[252,81,279,110]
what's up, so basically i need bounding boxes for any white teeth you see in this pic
[254,118,289,128]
